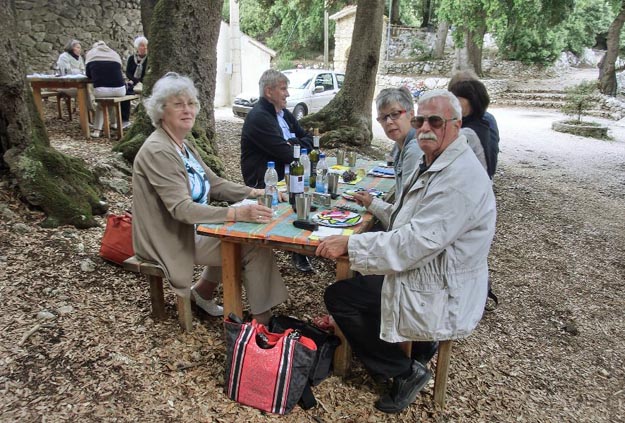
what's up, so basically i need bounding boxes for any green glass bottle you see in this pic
[309,128,320,189]
[289,145,304,210]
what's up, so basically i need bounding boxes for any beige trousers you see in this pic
[193,234,287,314]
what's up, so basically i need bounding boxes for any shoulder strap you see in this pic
[298,382,317,410]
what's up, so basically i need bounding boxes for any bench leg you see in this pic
[147,275,166,320]
[433,340,453,409]
[332,324,352,376]
[176,295,193,332]
[114,103,123,140]
[102,105,111,139]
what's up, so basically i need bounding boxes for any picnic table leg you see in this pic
[76,86,90,138]
[221,241,243,320]
[332,256,353,376]
[31,84,44,121]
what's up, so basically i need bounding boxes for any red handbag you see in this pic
[224,316,317,414]
[99,212,134,265]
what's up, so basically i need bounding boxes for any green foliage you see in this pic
[410,38,431,60]
[562,80,601,123]
[240,0,354,56]
[274,54,295,70]
[559,0,613,55]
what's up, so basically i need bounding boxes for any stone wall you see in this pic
[16,0,143,74]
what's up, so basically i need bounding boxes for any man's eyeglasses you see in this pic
[376,109,406,123]
[411,115,457,129]
[168,101,199,111]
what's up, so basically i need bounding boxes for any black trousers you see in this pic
[120,85,134,122]
[324,274,412,381]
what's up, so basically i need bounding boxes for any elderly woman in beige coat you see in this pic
[132,72,287,324]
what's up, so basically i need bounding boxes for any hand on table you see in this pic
[352,191,373,208]
[236,204,273,223]
[316,235,349,259]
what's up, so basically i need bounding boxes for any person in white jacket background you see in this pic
[317,89,496,414]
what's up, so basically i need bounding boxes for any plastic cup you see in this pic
[295,194,311,220]
[347,151,357,167]
[327,173,339,195]
[336,150,345,166]
[257,194,273,208]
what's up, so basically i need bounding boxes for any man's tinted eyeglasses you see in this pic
[411,115,457,129]
[376,109,406,123]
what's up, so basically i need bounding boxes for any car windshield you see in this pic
[285,71,314,90]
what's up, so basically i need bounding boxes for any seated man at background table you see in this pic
[240,69,315,273]
[316,89,496,414]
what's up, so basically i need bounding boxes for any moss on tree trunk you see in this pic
[1,3,105,228]
[114,0,225,176]
[299,0,384,150]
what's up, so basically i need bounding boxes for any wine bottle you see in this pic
[289,145,304,210]
[309,128,320,189]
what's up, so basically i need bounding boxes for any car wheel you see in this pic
[293,104,306,120]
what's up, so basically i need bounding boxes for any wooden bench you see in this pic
[41,90,73,120]
[122,255,193,331]
[94,94,139,140]
[400,340,454,409]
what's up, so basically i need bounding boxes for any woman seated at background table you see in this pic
[120,36,149,128]
[56,39,85,75]
[132,72,287,324]
[85,41,126,138]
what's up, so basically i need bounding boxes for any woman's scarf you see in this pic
[85,41,122,65]
[133,54,147,81]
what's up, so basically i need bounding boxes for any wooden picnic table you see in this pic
[197,158,395,375]
[27,75,91,139]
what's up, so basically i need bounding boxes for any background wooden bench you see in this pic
[41,90,73,120]
[95,94,139,140]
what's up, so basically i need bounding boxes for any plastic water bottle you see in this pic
[315,153,328,193]
[264,161,279,208]
[300,148,311,191]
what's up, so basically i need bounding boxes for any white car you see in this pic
[232,68,345,120]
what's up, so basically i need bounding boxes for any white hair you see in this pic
[143,72,200,127]
[134,36,148,49]
[418,89,462,119]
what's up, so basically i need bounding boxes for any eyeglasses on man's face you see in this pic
[168,100,199,111]
[376,109,406,124]
[411,115,457,129]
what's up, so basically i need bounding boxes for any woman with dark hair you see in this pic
[448,72,499,179]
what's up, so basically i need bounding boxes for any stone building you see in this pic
[16,0,143,74]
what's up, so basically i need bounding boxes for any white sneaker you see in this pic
[190,289,224,317]
[122,121,131,129]
[111,123,118,130]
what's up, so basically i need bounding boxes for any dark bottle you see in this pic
[289,144,304,210]
[309,128,320,189]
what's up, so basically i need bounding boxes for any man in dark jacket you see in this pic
[240,69,314,272]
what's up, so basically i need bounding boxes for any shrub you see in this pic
[561,81,601,123]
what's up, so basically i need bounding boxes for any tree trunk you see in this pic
[114,0,225,175]
[140,0,158,38]
[433,21,449,59]
[599,1,625,96]
[421,0,432,28]
[391,0,401,25]
[0,1,105,228]
[299,0,384,148]
[453,19,486,76]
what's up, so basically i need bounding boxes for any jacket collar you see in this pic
[258,97,280,117]
[420,133,469,175]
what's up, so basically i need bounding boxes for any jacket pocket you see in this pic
[397,279,448,339]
